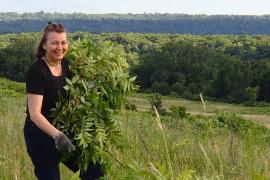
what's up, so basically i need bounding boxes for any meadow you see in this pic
[1,90,270,179]
[2,24,270,180]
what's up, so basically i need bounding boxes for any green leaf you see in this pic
[63,85,70,91]
[70,170,80,180]
[80,96,86,104]
[66,78,72,85]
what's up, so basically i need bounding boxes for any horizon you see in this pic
[1,11,270,16]
[1,0,270,16]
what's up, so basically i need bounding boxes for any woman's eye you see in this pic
[50,41,67,46]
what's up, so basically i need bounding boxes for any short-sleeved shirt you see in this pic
[26,58,71,123]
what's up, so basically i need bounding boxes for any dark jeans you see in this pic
[23,119,104,180]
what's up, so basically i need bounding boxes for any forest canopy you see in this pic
[1,32,270,103]
[1,12,270,34]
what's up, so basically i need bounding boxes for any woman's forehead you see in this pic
[46,32,67,40]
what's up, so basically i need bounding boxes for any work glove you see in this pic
[55,132,76,153]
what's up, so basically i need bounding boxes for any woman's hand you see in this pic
[54,132,76,153]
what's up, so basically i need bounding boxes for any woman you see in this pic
[23,22,103,180]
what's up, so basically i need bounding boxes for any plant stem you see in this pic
[153,106,174,180]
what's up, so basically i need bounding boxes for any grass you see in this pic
[129,93,270,115]
[0,97,73,179]
[0,77,25,97]
[108,111,270,179]
[128,93,270,127]
[0,97,33,179]
[1,94,270,179]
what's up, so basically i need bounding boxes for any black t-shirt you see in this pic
[26,58,71,122]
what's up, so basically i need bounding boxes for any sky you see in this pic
[0,0,270,15]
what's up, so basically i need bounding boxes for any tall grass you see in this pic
[0,97,73,179]
[107,111,270,179]
[0,97,33,179]
[1,96,270,179]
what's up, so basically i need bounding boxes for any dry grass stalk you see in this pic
[199,93,207,113]
[153,106,174,180]
[229,134,237,179]
[199,143,219,177]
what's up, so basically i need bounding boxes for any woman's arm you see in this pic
[27,93,60,139]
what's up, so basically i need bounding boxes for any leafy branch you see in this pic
[51,39,137,173]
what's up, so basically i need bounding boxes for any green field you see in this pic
[1,92,270,179]
[129,93,270,127]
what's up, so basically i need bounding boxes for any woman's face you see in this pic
[43,32,68,61]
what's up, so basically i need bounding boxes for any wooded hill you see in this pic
[1,12,270,34]
[2,32,270,103]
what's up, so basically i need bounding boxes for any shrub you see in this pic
[147,93,167,116]
[169,91,179,98]
[151,82,170,95]
[214,112,270,144]
[125,101,137,111]
[171,82,185,96]
[169,105,187,119]
[0,77,25,97]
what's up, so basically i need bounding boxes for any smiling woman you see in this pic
[23,22,104,180]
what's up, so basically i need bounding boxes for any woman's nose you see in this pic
[56,44,62,50]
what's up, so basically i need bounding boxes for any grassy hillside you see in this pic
[129,93,270,127]
[0,77,25,97]
[1,78,270,179]
[1,97,270,178]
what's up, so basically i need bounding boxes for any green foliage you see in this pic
[2,12,270,35]
[151,82,170,95]
[148,93,167,116]
[3,32,270,103]
[214,112,270,143]
[2,95,270,179]
[126,160,194,180]
[51,39,137,173]
[109,109,270,179]
[186,112,270,145]
[169,105,187,119]
[244,86,259,106]
[0,77,25,97]
[214,56,252,102]
[171,83,185,96]
[0,33,38,81]
[125,101,137,111]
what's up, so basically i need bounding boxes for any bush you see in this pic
[214,112,270,144]
[169,105,187,119]
[0,77,25,97]
[151,82,170,95]
[171,82,185,96]
[169,91,179,98]
[125,101,137,111]
[147,93,167,116]
[181,91,193,99]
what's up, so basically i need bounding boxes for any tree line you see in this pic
[1,12,270,34]
[1,32,270,103]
